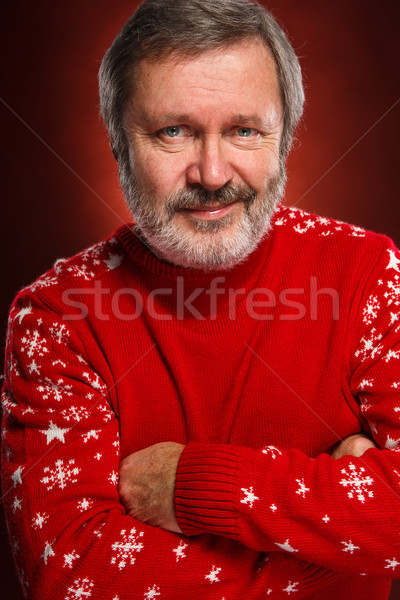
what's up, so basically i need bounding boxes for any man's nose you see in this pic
[186,136,234,191]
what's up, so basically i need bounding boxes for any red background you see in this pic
[1,1,399,597]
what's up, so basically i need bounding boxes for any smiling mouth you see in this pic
[181,202,238,221]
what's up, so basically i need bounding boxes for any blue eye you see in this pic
[164,126,183,138]
[237,127,254,137]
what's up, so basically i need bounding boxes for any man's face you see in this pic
[123,39,285,270]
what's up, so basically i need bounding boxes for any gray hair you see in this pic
[99,0,304,187]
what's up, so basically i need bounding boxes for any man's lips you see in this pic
[181,201,237,221]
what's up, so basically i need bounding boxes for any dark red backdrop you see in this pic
[1,1,399,598]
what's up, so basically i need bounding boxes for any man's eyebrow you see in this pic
[139,112,275,130]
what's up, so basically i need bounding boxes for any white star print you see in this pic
[385,557,400,570]
[40,421,71,445]
[11,466,24,487]
[322,515,330,523]
[387,249,400,272]
[15,304,32,324]
[283,581,299,595]
[205,566,221,583]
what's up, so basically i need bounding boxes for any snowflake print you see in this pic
[173,540,188,562]
[341,540,360,554]
[144,585,161,599]
[294,219,316,234]
[385,435,400,450]
[37,377,73,403]
[385,557,400,571]
[41,459,80,491]
[11,466,24,487]
[67,263,95,280]
[384,275,400,308]
[295,478,310,499]
[270,504,278,512]
[77,498,94,512]
[21,329,49,358]
[108,471,118,486]
[42,540,56,565]
[82,429,101,443]
[275,540,299,553]
[205,566,221,583]
[61,405,90,423]
[362,295,380,325]
[262,446,282,459]
[82,372,107,395]
[241,487,259,508]
[354,328,384,361]
[14,303,33,324]
[49,323,70,345]
[65,578,94,599]
[322,515,330,524]
[29,275,59,294]
[110,528,144,570]
[12,496,22,513]
[97,403,114,422]
[283,581,299,595]
[63,550,80,569]
[358,379,373,392]
[104,253,124,270]
[383,349,400,363]
[339,463,374,503]
[32,512,49,530]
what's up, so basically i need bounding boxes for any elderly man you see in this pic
[2,1,399,599]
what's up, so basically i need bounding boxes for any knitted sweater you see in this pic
[2,206,400,600]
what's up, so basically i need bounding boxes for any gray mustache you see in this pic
[166,184,257,217]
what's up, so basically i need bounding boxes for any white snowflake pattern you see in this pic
[362,295,380,325]
[94,453,103,461]
[339,463,374,503]
[67,263,95,280]
[104,253,124,270]
[384,275,400,308]
[108,471,118,486]
[173,540,188,562]
[97,403,114,422]
[205,566,221,583]
[63,550,80,569]
[275,539,299,553]
[65,578,94,600]
[111,528,145,570]
[322,515,330,524]
[385,557,400,571]
[12,496,22,513]
[387,249,400,272]
[358,379,374,392]
[82,429,101,443]
[354,328,384,362]
[37,377,73,403]
[41,459,80,491]
[21,329,49,358]
[261,446,282,459]
[32,512,49,530]
[385,435,400,450]
[11,466,24,487]
[49,323,70,345]
[383,349,400,363]
[61,405,90,423]
[295,478,310,499]
[42,540,56,565]
[29,275,59,294]
[341,540,360,554]
[15,303,33,324]
[294,219,316,234]
[283,581,299,595]
[270,504,278,512]
[144,585,161,599]
[82,372,107,395]
[77,498,94,512]
[240,487,259,508]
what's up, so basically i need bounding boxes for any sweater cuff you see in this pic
[174,442,244,538]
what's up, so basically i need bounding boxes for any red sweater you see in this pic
[2,206,400,599]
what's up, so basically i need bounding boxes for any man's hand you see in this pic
[331,433,378,460]
[118,441,184,533]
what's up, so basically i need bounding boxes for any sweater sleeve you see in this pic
[1,288,261,600]
[175,237,400,578]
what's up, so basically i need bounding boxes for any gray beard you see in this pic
[122,167,286,271]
